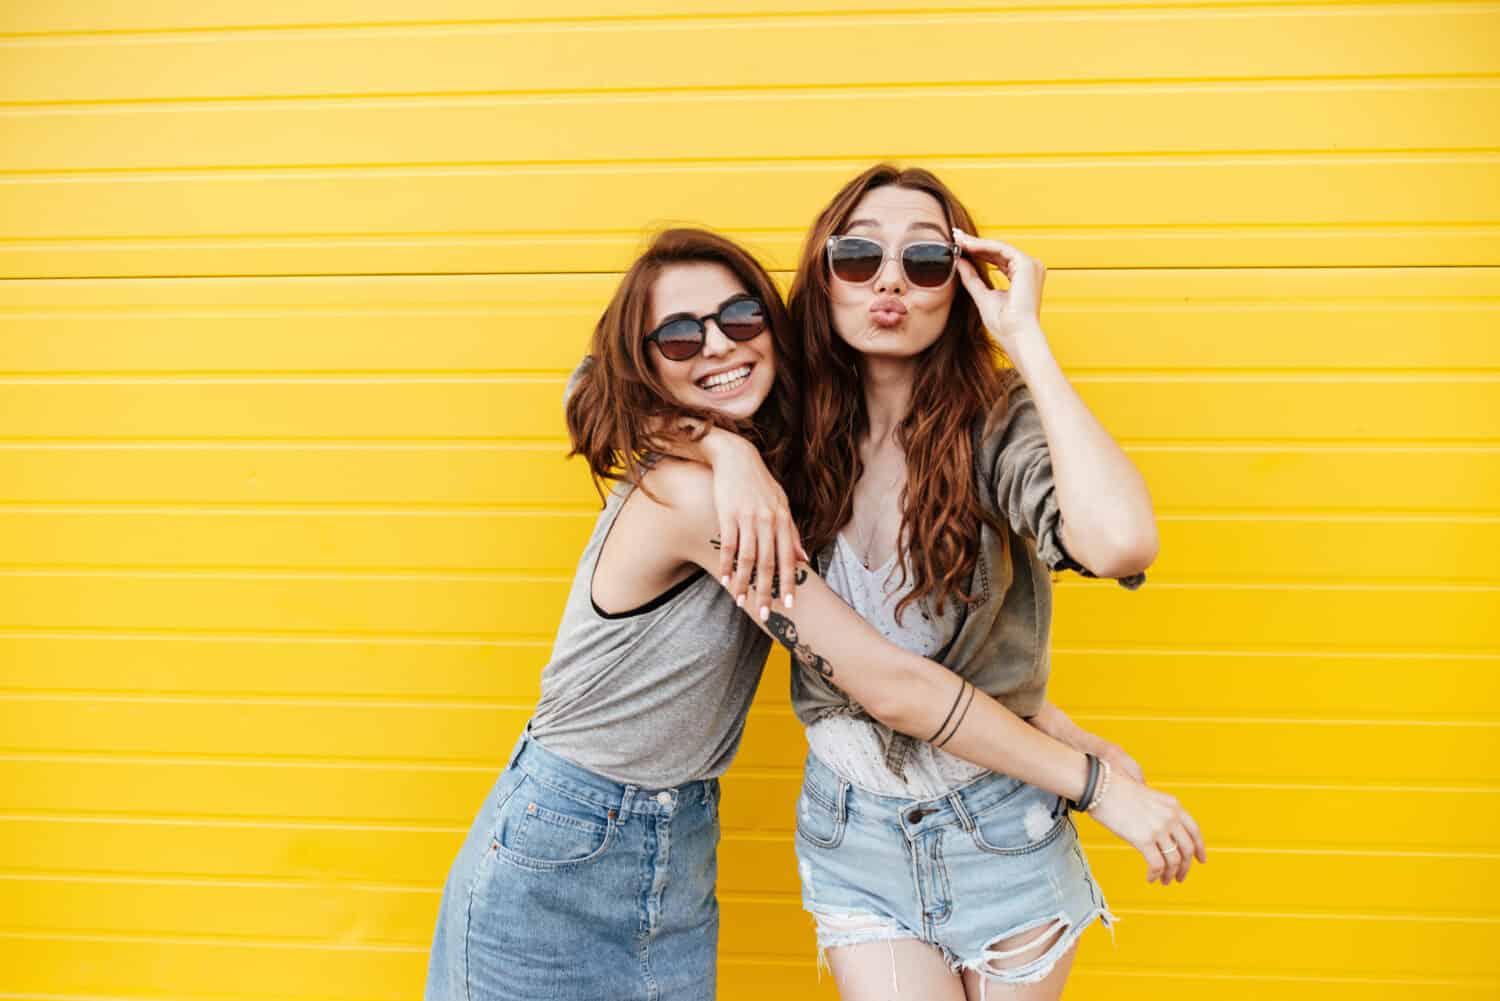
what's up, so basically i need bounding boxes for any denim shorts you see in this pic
[794,750,1117,989]
[425,726,721,1001]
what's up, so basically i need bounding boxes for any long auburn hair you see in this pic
[566,228,801,499]
[787,164,1017,621]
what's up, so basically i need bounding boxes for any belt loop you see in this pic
[504,724,530,771]
[619,785,639,820]
[834,778,850,823]
[948,789,976,832]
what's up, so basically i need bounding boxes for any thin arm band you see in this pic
[933,681,976,749]
[926,676,969,744]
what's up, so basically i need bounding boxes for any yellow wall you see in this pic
[3,2,1498,997]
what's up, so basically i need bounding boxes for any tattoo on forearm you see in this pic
[765,611,835,684]
[931,678,976,749]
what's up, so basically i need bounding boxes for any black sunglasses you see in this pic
[826,235,960,289]
[643,294,768,362]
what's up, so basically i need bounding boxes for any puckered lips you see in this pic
[869,296,908,328]
[696,362,754,396]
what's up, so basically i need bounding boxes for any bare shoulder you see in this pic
[621,459,722,569]
[635,459,718,526]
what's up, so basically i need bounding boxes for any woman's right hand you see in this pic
[1086,771,1207,886]
[701,430,808,619]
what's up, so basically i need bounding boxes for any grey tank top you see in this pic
[528,482,771,788]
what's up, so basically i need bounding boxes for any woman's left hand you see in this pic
[952,228,1048,356]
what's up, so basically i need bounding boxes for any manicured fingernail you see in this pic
[785,594,794,609]
[953,227,967,240]
[759,606,769,622]
[735,594,745,608]
[720,576,730,588]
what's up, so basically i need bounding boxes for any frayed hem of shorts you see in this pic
[956,906,1120,997]
[807,909,922,987]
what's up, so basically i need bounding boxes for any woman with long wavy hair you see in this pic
[696,165,1209,1000]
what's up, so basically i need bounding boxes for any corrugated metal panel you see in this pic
[2,2,1497,999]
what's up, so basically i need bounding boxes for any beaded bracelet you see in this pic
[1085,758,1112,813]
[1068,752,1100,813]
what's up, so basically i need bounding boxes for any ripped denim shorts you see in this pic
[794,749,1118,992]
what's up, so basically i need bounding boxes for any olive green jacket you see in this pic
[790,382,1146,778]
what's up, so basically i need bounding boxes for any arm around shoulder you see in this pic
[648,467,1094,806]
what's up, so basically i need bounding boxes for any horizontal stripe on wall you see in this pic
[5,443,1497,512]
[1,934,1494,1000]
[4,511,1499,584]
[2,700,1495,786]
[2,890,1497,981]
[3,638,1497,720]
[3,269,1496,374]
[6,821,1497,917]
[4,159,1496,277]
[5,376,1498,442]
[3,570,1497,650]
[8,7,1498,102]
[7,86,1498,174]
[4,758,1496,852]
[0,0,1435,34]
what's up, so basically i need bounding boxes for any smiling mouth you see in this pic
[697,364,753,394]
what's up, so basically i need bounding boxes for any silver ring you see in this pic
[1160,844,1178,855]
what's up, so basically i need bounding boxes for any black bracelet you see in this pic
[1068,753,1100,813]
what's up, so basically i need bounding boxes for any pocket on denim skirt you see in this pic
[491,776,617,870]
[968,781,1068,856]
[795,784,846,850]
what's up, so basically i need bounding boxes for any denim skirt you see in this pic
[425,727,721,1001]
[793,750,1117,988]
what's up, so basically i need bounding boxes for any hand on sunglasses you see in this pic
[952,229,1049,352]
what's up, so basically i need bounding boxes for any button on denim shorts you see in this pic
[794,750,1118,988]
[425,727,720,1001]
